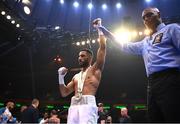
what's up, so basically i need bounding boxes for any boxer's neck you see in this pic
[82,65,91,72]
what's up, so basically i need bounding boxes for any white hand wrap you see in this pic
[58,67,67,85]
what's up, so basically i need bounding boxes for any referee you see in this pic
[93,7,180,122]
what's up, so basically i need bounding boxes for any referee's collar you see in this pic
[156,23,166,31]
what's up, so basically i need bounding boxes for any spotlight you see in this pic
[60,0,64,4]
[81,41,85,45]
[57,58,61,62]
[131,31,138,37]
[73,1,79,8]
[6,15,11,20]
[17,35,22,41]
[87,3,93,10]
[76,42,80,46]
[86,39,90,44]
[16,0,21,3]
[116,3,122,9]
[144,29,150,35]
[24,6,31,15]
[139,32,143,36]
[16,24,20,28]
[53,55,62,64]
[114,29,131,43]
[22,0,31,5]
[55,26,60,30]
[92,39,96,43]
[145,0,152,3]
[11,20,15,24]
[102,4,107,10]
[1,11,5,15]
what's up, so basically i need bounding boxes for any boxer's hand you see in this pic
[58,67,68,76]
[58,67,68,85]
[92,18,102,28]
[93,18,105,35]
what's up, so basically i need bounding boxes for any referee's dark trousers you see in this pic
[147,68,180,122]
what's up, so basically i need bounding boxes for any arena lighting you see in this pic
[114,28,132,44]
[0,103,4,106]
[92,39,96,43]
[75,39,92,46]
[16,0,21,3]
[6,15,11,20]
[134,105,147,110]
[1,11,6,15]
[55,26,60,30]
[114,28,149,43]
[16,24,20,28]
[60,0,64,4]
[103,106,111,109]
[145,0,152,3]
[57,58,61,62]
[81,41,86,45]
[53,55,62,63]
[131,31,138,37]
[16,103,21,107]
[97,38,100,42]
[115,106,126,109]
[11,20,15,24]
[102,4,107,10]
[76,42,80,46]
[87,3,93,10]
[17,37,20,41]
[116,3,122,9]
[24,6,31,15]
[73,1,79,8]
[63,106,70,109]
[22,0,31,5]
[46,105,54,109]
[139,31,143,36]
[144,29,150,35]
[86,39,90,44]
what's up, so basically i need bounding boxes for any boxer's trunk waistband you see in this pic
[71,95,96,106]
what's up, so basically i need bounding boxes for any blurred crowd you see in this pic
[0,99,132,124]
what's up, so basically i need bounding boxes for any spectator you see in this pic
[21,98,39,123]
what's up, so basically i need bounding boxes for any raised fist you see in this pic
[92,18,102,28]
[58,67,68,76]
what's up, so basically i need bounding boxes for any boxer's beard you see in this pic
[79,60,89,68]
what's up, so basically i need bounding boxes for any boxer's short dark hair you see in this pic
[80,48,93,57]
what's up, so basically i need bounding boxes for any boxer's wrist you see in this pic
[58,67,67,85]
[58,74,65,85]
